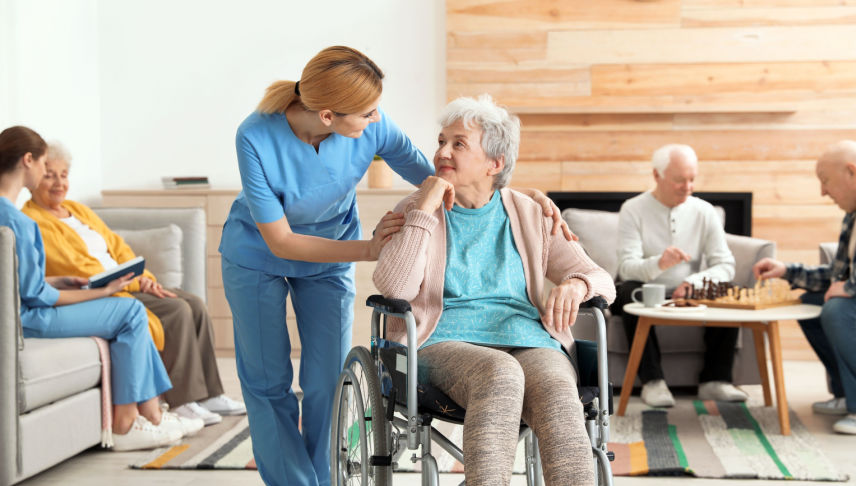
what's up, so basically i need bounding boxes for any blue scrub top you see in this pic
[0,197,60,329]
[219,107,434,277]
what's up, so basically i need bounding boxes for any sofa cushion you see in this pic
[19,338,101,412]
[114,224,183,289]
[562,208,620,279]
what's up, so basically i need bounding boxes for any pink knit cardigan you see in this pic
[373,188,616,354]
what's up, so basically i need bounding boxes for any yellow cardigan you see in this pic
[22,200,165,350]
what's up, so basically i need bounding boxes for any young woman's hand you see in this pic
[544,278,588,333]
[517,188,577,241]
[102,272,137,296]
[416,176,455,213]
[138,276,178,299]
[367,211,406,260]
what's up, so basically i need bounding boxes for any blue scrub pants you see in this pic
[222,257,354,486]
[22,297,171,405]
[799,291,856,413]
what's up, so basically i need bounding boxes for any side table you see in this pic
[618,302,822,435]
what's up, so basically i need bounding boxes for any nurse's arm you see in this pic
[257,212,403,263]
[54,273,136,306]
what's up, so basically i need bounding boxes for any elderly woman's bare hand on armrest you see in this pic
[138,276,178,299]
[544,277,588,333]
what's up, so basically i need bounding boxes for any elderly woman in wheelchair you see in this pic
[331,94,616,486]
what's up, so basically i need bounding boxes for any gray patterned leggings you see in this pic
[419,341,595,486]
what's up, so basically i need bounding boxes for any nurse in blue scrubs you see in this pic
[219,45,573,486]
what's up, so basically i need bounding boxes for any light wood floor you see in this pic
[18,357,855,486]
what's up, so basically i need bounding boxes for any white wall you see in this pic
[98,1,445,193]
[3,0,101,206]
[2,0,445,203]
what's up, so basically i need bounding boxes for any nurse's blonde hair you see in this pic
[257,46,384,115]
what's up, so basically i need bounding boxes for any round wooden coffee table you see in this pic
[619,302,822,435]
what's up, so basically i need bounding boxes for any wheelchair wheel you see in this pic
[331,346,391,486]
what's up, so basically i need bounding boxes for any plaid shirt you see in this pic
[784,212,856,296]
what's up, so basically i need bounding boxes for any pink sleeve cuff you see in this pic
[564,273,595,301]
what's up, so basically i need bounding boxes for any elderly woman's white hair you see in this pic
[439,94,520,190]
[46,141,72,166]
[652,144,696,176]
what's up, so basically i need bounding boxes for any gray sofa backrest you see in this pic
[1,227,21,485]
[93,207,206,301]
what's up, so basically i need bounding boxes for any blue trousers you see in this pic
[222,257,354,486]
[799,292,856,413]
[22,297,171,405]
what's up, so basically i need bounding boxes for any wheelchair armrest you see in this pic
[366,294,412,314]
[579,295,608,310]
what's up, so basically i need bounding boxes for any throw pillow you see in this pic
[561,208,620,279]
[113,225,183,289]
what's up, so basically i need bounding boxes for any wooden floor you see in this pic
[19,357,854,486]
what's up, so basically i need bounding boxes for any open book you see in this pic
[84,256,145,289]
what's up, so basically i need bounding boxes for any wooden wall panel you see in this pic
[591,62,856,97]
[547,26,856,65]
[447,0,682,32]
[519,130,855,162]
[681,7,856,27]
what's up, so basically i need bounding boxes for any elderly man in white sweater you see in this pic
[611,144,747,407]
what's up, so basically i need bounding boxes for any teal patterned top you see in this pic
[421,191,561,351]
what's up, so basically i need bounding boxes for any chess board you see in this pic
[688,298,803,310]
[687,277,800,309]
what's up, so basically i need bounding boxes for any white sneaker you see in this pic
[812,397,848,416]
[174,402,222,426]
[158,411,204,437]
[697,381,748,402]
[641,379,675,408]
[833,414,856,435]
[199,394,247,416]
[111,416,182,452]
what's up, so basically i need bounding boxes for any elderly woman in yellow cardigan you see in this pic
[22,143,245,425]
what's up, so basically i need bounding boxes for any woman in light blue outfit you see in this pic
[0,126,178,452]
[220,46,573,486]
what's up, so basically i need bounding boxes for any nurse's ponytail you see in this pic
[0,126,47,176]
[257,46,384,115]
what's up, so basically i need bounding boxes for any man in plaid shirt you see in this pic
[754,141,856,435]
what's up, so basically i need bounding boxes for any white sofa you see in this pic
[562,207,775,388]
[1,207,205,486]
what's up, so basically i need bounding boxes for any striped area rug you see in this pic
[609,400,848,481]
[132,416,256,470]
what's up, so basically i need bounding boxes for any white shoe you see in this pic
[158,411,204,437]
[698,381,748,402]
[812,397,848,416]
[111,416,182,452]
[833,414,856,435]
[174,402,222,426]
[199,394,247,416]
[641,379,675,408]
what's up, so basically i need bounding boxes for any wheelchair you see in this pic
[331,295,615,486]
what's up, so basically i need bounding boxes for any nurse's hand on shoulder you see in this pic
[515,188,577,242]
[368,211,406,260]
[416,176,454,213]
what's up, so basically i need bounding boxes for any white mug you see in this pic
[631,283,666,308]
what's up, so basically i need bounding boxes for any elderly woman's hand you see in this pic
[138,276,178,299]
[544,278,588,333]
[416,176,455,213]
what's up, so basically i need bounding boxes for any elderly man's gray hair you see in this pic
[46,141,72,166]
[439,94,520,190]
[652,144,696,177]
